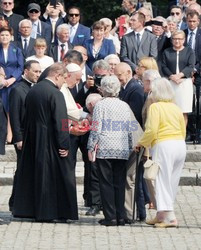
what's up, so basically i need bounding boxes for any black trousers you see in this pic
[69,133,91,203]
[88,161,101,206]
[96,158,127,221]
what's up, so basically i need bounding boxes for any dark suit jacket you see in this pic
[156,34,172,75]
[162,46,195,77]
[13,37,36,59]
[184,28,201,74]
[1,12,24,41]
[84,38,116,70]
[41,16,65,43]
[71,24,91,46]
[120,30,158,72]
[119,79,144,126]
[36,20,52,45]
[48,41,73,62]
[9,78,32,143]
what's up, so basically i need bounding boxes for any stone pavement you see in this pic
[1,161,201,186]
[0,185,201,249]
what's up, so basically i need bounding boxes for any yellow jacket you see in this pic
[138,102,186,148]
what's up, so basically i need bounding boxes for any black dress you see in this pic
[12,79,78,221]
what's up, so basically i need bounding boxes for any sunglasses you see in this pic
[68,13,80,17]
[29,9,39,13]
[3,2,13,5]
[170,12,180,16]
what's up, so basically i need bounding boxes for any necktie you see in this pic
[70,26,76,43]
[24,38,27,51]
[24,38,28,57]
[60,44,65,61]
[187,31,194,49]
[135,33,140,49]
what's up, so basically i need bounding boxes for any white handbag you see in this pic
[143,157,160,180]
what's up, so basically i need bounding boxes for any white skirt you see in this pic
[170,78,193,113]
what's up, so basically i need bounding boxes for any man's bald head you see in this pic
[114,62,133,86]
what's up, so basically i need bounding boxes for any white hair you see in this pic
[99,18,112,26]
[66,63,81,73]
[92,59,110,71]
[56,24,70,34]
[101,75,121,97]
[166,16,178,24]
[142,69,161,82]
[104,54,120,63]
[19,19,32,28]
[150,78,175,102]
[85,93,102,110]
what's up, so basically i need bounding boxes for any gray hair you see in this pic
[99,18,113,26]
[19,19,32,28]
[104,54,120,63]
[92,59,110,72]
[85,93,102,110]
[101,75,121,97]
[150,78,174,102]
[142,69,161,82]
[166,16,178,24]
[56,24,70,34]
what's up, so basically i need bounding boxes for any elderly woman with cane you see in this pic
[136,78,186,228]
[87,75,141,226]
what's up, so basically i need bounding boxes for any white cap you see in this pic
[66,63,81,73]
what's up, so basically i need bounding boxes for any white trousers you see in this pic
[151,140,186,211]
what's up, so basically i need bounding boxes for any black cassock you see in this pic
[12,79,78,221]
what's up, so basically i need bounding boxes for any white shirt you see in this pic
[26,55,54,72]
[21,36,31,49]
[69,23,79,43]
[57,41,69,62]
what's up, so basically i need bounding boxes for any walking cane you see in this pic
[132,147,144,222]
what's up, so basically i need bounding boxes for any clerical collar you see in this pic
[22,75,34,86]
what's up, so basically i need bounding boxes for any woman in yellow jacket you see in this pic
[136,77,186,228]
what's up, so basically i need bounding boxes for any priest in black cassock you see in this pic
[12,63,78,222]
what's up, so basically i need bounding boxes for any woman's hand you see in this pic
[88,150,93,162]
[169,74,184,84]
[5,77,16,88]
[134,143,142,152]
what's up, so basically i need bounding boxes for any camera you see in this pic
[94,74,106,87]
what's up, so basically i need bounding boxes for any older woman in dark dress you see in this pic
[162,30,195,126]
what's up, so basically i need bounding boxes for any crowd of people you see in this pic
[0,0,200,227]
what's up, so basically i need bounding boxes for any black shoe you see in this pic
[85,206,100,216]
[117,219,125,226]
[124,219,134,224]
[100,219,117,226]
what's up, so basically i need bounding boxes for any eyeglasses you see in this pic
[170,12,180,16]
[29,9,39,14]
[68,13,80,17]
[3,2,13,5]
